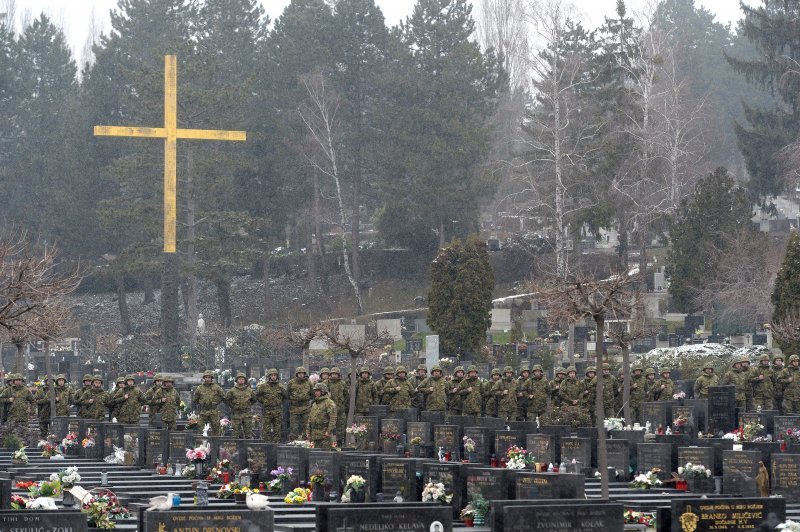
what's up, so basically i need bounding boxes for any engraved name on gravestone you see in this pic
[707,386,736,433]
[678,446,716,475]
[670,498,785,532]
[772,454,800,502]
[560,437,591,469]
[466,468,509,501]
[642,402,669,430]
[381,458,417,500]
[168,431,193,464]
[434,425,461,458]
[503,503,624,532]
[774,416,800,441]
[0,511,88,532]
[723,449,760,497]
[146,429,166,466]
[326,505,451,532]
[407,422,431,445]
[513,472,585,500]
[527,433,555,466]
[143,509,274,532]
[637,443,672,479]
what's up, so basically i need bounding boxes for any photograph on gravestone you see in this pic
[670,498,784,532]
[0,511,88,532]
[326,505,451,532]
[144,509,274,532]
[526,434,555,466]
[723,450,760,497]
[504,502,624,532]
[606,440,630,480]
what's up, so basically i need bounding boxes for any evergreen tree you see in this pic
[666,167,753,313]
[726,0,800,199]
[772,231,800,355]
[427,236,494,357]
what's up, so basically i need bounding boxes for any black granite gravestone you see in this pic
[463,426,491,462]
[167,431,194,465]
[512,471,585,499]
[466,467,510,501]
[643,402,670,431]
[503,502,623,532]
[739,411,774,437]
[423,462,465,518]
[146,429,167,466]
[670,497,784,532]
[308,450,341,494]
[381,458,418,500]
[82,420,103,460]
[276,445,309,488]
[678,446,716,476]
[576,426,599,467]
[723,449,760,496]
[654,433,691,472]
[0,510,88,532]
[696,438,732,476]
[122,426,146,466]
[380,418,405,439]
[489,499,613,532]
[774,415,800,441]
[495,430,523,458]
[507,421,537,435]
[560,437,592,471]
[707,386,736,433]
[684,398,708,431]
[340,453,381,501]
[368,405,389,417]
[326,505,451,532]
[742,441,782,470]
[102,422,124,458]
[526,433,556,465]
[771,453,800,502]
[354,415,380,444]
[606,439,630,480]
[143,508,274,532]
[433,424,461,459]
[407,421,432,444]
[637,443,672,479]
[420,410,445,426]
[246,442,277,485]
[0,478,9,510]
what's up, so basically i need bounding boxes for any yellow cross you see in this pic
[94,55,246,253]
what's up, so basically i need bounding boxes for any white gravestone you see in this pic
[426,335,440,372]
[376,319,402,341]
[338,324,365,345]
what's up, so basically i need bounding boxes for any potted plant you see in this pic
[463,437,477,462]
[470,494,489,526]
[11,446,28,465]
[460,504,476,527]
[343,475,366,503]
[269,466,295,495]
[309,470,326,501]
[421,481,452,504]
[346,423,369,450]
[679,463,713,493]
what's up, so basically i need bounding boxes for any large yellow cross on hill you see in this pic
[94,55,246,253]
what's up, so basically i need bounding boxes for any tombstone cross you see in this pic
[93,55,246,252]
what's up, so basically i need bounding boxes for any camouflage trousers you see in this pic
[261,410,283,443]
[752,397,773,411]
[38,418,51,439]
[199,410,221,436]
[497,409,517,423]
[783,399,800,415]
[289,411,309,441]
[148,406,161,426]
[231,412,253,439]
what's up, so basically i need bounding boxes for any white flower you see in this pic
[778,521,800,532]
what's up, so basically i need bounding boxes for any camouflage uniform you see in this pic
[457,366,482,416]
[192,370,226,436]
[385,366,414,415]
[693,366,719,400]
[780,356,800,414]
[525,365,549,420]
[447,367,465,415]
[740,359,754,411]
[256,368,286,442]
[655,368,674,402]
[644,368,657,401]
[484,369,502,417]
[591,364,616,418]
[550,370,566,407]
[53,375,73,416]
[355,367,376,416]
[226,373,255,438]
[375,367,394,406]
[81,376,109,420]
[493,366,518,422]
[144,375,164,427]
[516,365,531,421]
[1,375,34,431]
[113,376,144,424]
[327,367,348,441]
[582,367,597,414]
[559,368,583,407]
[629,366,646,423]
[109,377,125,420]
[419,365,448,411]
[76,375,93,418]
[35,380,53,437]
[411,365,427,410]
[0,374,12,422]
[306,383,337,449]
[287,367,313,440]
[722,361,747,410]
[750,355,774,411]
[773,356,786,414]
[152,376,180,430]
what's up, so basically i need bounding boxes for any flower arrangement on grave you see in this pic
[505,445,533,470]
[673,415,688,428]
[216,482,239,499]
[629,470,662,489]
[309,470,326,487]
[11,446,28,464]
[462,437,476,454]
[421,481,453,503]
[268,466,294,492]
[220,417,232,432]
[409,436,422,446]
[381,432,401,443]
[38,439,61,458]
[778,521,800,532]
[181,464,197,479]
[52,466,81,489]
[186,413,200,429]
[782,428,800,446]
[346,423,368,440]
[459,504,476,520]
[469,494,490,519]
[722,428,742,443]
[185,445,208,463]
[10,494,29,510]
[81,490,131,529]
[672,391,686,400]
[284,487,310,504]
[288,440,314,448]
[678,463,712,479]
[82,437,95,449]
[742,423,767,442]
[29,478,61,497]
[604,418,625,431]
[15,480,36,490]
[341,475,366,502]
[624,509,656,527]
[179,400,189,416]
[61,432,80,453]
[207,459,234,483]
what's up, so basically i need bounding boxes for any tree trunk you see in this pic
[13,339,24,374]
[115,271,132,336]
[594,315,609,499]
[638,231,647,284]
[161,252,181,372]
[351,162,361,292]
[143,275,154,305]
[618,217,628,268]
[622,344,631,424]
[45,338,55,427]
[215,277,232,329]
[306,216,318,291]
[313,168,328,294]
[348,354,358,429]
[567,322,575,365]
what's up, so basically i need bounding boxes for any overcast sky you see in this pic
[8,0,747,65]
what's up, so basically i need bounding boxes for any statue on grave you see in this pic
[756,461,769,497]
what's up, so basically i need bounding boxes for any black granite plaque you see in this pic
[504,502,623,532]
[466,467,510,501]
[723,449,760,496]
[512,471,585,499]
[0,478,9,510]
[526,433,555,465]
[490,499,613,532]
[654,433,691,472]
[637,443,672,478]
[82,420,103,460]
[246,442,277,484]
[495,430,522,458]
[433,424,461,458]
[420,410,445,426]
[146,429,166,466]
[168,431,194,464]
[122,426,146,466]
[670,497,784,532]
[684,398,708,431]
[643,402,669,430]
[340,453,380,501]
[742,441,782,470]
[423,462,465,518]
[326,505,450,532]
[308,450,341,493]
[276,445,308,488]
[0,510,88,531]
[707,386,736,433]
[407,421,432,445]
[355,415,379,444]
[739,411,773,436]
[774,415,800,441]
[368,404,389,417]
[606,439,630,480]
[771,453,800,502]
[143,508,274,532]
[381,458,417,500]
[463,426,491,462]
[102,422,124,457]
[560,437,591,470]
[678,446,716,475]
[380,418,405,439]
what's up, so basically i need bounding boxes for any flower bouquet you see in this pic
[61,432,80,454]
[181,464,197,479]
[29,478,61,497]
[52,466,81,489]
[15,480,36,490]
[284,487,310,504]
[421,481,452,503]
[722,428,742,443]
[342,475,366,503]
[505,445,533,470]
[11,494,29,510]
[672,391,686,400]
[629,470,662,489]
[82,437,95,449]
[216,482,238,499]
[463,437,476,453]
[11,446,28,465]
[38,439,61,458]
[742,423,766,442]
[381,432,401,443]
[678,463,712,479]
[269,466,294,494]
[347,423,369,449]
[220,418,232,432]
[604,418,625,432]
[186,413,200,430]
[185,446,208,463]
[81,490,131,529]
[624,509,656,527]
[778,521,800,532]
[288,440,314,448]
[409,436,422,446]
[783,428,800,444]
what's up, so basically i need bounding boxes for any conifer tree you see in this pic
[772,231,800,355]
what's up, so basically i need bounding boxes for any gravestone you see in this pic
[381,458,418,501]
[606,439,630,480]
[670,404,696,427]
[168,431,194,465]
[211,437,246,470]
[308,450,341,494]
[526,433,556,465]
[340,453,381,501]
[723,449,760,496]
[642,402,670,431]
[678,446,716,476]
[707,386,736,433]
[654,433,691,472]
[380,418,405,440]
[0,478,9,510]
[247,442,277,485]
[684,399,708,431]
[143,508,274,532]
[507,420,537,435]
[771,454,800,502]
[355,415,380,444]
[637,443,672,479]
[742,441,782,470]
[368,405,389,418]
[397,407,419,424]
[463,426,491,462]
[512,471,585,499]
[466,467,510,501]
[0,510,88,532]
[495,430,523,458]
[489,499,613,532]
[122,426,146,466]
[82,420,104,459]
[670,497,784,532]
[433,424,461,459]
[146,429,167,467]
[446,414,476,430]
[276,445,309,488]
[696,438,732,476]
[476,416,506,430]
[608,429,644,471]
[325,505,450,532]
[420,410,445,426]
[102,422,124,458]
[774,415,800,440]
[539,424,572,441]
[576,426,599,466]
[560,437,591,471]
[739,411,774,437]
[407,421,432,445]
[423,462,465,518]
[503,502,623,532]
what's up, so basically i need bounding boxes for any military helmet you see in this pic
[532,364,543,372]
[703,363,715,370]
[790,355,800,363]
[601,363,611,370]
[632,365,642,372]
[202,370,214,378]
[659,367,670,375]
[56,373,66,381]
[383,366,394,375]
[586,366,596,373]
[566,366,577,374]
[467,365,478,373]
[154,374,163,381]
[116,376,125,384]
[320,367,330,375]
[83,374,93,382]
[491,368,501,376]
[125,374,135,382]
[454,365,465,373]
[417,364,427,371]
[313,382,328,393]
[163,375,175,383]
[295,366,307,375]
[519,364,530,372]
[92,375,102,382]
[395,365,407,374]
[503,366,514,374]
[646,367,656,376]
[774,355,785,362]
[555,367,566,375]
[431,365,442,373]
[359,366,370,374]
[236,372,246,380]
[267,368,279,376]
[739,356,750,364]
[759,354,770,362]
[330,367,341,375]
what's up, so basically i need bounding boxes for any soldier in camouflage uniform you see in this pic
[53,374,73,417]
[419,365,448,412]
[494,366,518,422]
[447,366,465,415]
[516,365,530,421]
[550,368,566,407]
[81,375,108,420]
[773,355,786,414]
[109,377,125,420]
[592,363,616,418]
[256,368,286,442]
[328,367,348,441]
[614,368,625,415]
[114,375,144,424]
[76,374,93,419]
[35,377,53,437]
[559,367,583,407]
[629,365,646,423]
[740,357,754,411]
[152,375,180,430]
[287,366,313,440]
[0,373,12,423]
[722,360,747,411]
[355,367,376,416]
[458,366,482,416]
[644,368,657,401]
[693,364,718,400]
[483,368,502,417]
[781,355,800,414]
[412,364,427,410]
[751,354,773,411]
[1,374,34,432]
[144,374,164,427]
[655,368,674,402]
[192,370,225,436]
[319,368,330,385]
[306,382,337,449]
[385,365,414,415]
[525,365,549,420]
[376,367,394,406]
[582,366,596,417]
[227,372,255,438]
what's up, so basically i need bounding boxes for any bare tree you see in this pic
[297,70,364,314]
[770,308,800,345]
[534,269,641,498]
[476,0,529,91]
[606,298,652,425]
